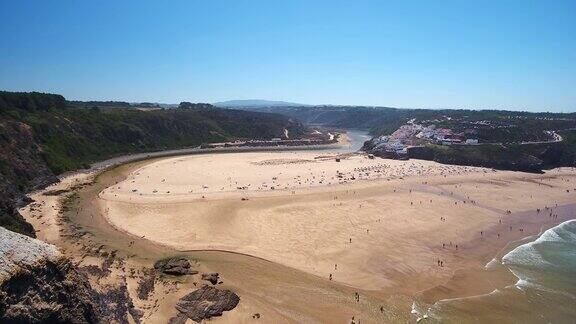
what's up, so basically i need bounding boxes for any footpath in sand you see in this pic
[98,151,576,293]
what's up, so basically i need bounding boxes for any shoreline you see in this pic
[415,202,576,303]
[19,145,576,322]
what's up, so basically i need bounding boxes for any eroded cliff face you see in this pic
[406,145,546,173]
[0,120,58,237]
[0,122,104,323]
[0,227,101,323]
[363,135,576,173]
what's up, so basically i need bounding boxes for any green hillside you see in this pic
[0,91,306,235]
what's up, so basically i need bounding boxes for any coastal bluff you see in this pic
[0,226,101,323]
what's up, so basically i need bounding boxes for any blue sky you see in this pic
[1,1,575,112]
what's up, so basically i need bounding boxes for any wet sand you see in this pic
[21,148,576,323]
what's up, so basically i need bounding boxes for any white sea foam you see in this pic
[411,301,434,322]
[537,219,576,243]
[410,301,419,314]
[502,243,550,268]
[502,220,576,268]
[435,288,502,304]
[484,257,500,269]
[502,220,576,293]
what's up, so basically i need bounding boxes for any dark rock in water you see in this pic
[175,285,240,322]
[201,272,219,285]
[154,257,198,276]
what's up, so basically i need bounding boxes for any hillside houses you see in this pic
[365,121,481,159]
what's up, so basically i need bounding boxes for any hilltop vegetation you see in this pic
[248,106,409,134]
[249,105,576,142]
[408,130,576,172]
[251,105,576,172]
[1,92,305,173]
[213,99,307,108]
[0,91,306,235]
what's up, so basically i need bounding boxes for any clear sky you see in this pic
[1,1,575,112]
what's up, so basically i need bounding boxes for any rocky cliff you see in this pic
[405,140,576,173]
[0,119,58,236]
[363,132,576,173]
[406,145,546,173]
[0,227,101,323]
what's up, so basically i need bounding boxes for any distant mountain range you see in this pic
[213,99,308,108]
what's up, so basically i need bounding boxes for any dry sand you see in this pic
[21,148,576,323]
[99,151,576,292]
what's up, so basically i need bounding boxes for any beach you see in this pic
[20,144,576,323]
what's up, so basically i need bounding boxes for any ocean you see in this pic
[414,219,576,323]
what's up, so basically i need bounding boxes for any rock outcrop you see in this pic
[407,145,546,173]
[173,285,240,323]
[154,257,198,276]
[137,269,156,300]
[0,227,101,323]
[201,272,220,285]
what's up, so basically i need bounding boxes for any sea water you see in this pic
[502,220,576,297]
[420,220,576,323]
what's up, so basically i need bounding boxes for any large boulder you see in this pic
[154,257,198,276]
[174,285,240,322]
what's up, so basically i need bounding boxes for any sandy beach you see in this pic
[21,147,576,323]
[102,149,576,317]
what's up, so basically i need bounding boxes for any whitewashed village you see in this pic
[364,120,479,159]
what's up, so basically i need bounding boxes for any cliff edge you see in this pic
[0,227,101,323]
